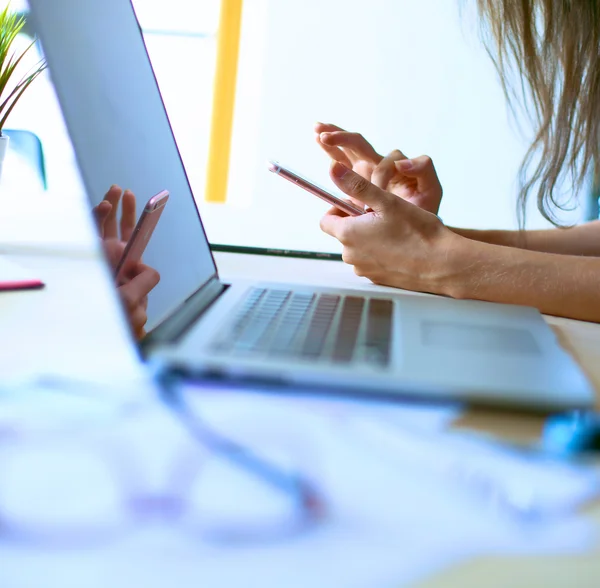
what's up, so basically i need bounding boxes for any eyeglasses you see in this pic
[0,374,328,548]
[160,373,328,541]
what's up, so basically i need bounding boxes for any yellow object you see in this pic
[204,0,244,203]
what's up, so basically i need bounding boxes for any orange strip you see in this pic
[204,0,244,203]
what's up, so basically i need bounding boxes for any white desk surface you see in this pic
[2,187,600,587]
[0,192,143,384]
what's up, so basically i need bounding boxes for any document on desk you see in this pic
[345,407,600,519]
[1,385,596,588]
[0,257,44,290]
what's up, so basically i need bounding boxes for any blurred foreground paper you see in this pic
[0,387,597,588]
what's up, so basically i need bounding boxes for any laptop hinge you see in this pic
[141,276,226,352]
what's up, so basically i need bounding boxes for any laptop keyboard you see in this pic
[211,288,393,367]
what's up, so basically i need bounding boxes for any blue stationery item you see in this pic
[543,412,600,455]
[2,129,47,189]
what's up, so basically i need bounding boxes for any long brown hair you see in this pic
[476,0,600,226]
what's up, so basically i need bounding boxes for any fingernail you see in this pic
[320,132,331,141]
[331,161,349,179]
[397,159,413,171]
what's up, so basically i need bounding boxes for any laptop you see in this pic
[28,0,594,411]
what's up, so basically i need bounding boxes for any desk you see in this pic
[0,192,144,384]
[2,191,600,586]
[215,250,600,408]
[215,250,600,587]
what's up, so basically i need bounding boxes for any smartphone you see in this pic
[114,190,169,282]
[268,161,365,216]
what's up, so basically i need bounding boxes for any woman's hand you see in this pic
[315,122,443,215]
[93,184,137,243]
[93,185,160,340]
[102,238,160,339]
[320,161,464,295]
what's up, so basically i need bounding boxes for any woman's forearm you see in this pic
[451,221,600,256]
[440,237,600,322]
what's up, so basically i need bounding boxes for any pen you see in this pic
[210,243,342,261]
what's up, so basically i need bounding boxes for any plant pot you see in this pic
[0,134,9,185]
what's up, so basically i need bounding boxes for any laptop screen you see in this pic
[27,0,217,331]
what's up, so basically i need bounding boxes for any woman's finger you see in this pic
[120,189,137,243]
[329,161,395,213]
[319,131,383,165]
[102,185,123,240]
[320,209,349,240]
[315,133,353,168]
[101,237,126,271]
[324,204,349,218]
[121,265,161,308]
[314,122,346,134]
[92,200,112,238]
[395,155,438,185]
[371,149,407,190]
[128,305,148,337]
[134,326,147,341]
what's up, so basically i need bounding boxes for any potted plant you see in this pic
[0,5,46,182]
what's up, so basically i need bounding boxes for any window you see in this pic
[0,0,83,198]
[144,0,585,253]
[4,0,587,247]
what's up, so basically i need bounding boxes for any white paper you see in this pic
[0,385,596,588]
[344,413,600,519]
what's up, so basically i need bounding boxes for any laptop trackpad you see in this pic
[422,321,540,355]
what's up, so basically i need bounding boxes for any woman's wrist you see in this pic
[430,231,490,299]
[430,234,600,322]
[449,227,520,248]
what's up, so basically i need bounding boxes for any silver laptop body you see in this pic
[28,0,594,411]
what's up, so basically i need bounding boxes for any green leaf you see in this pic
[0,64,46,130]
[0,38,42,95]
[0,4,46,131]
